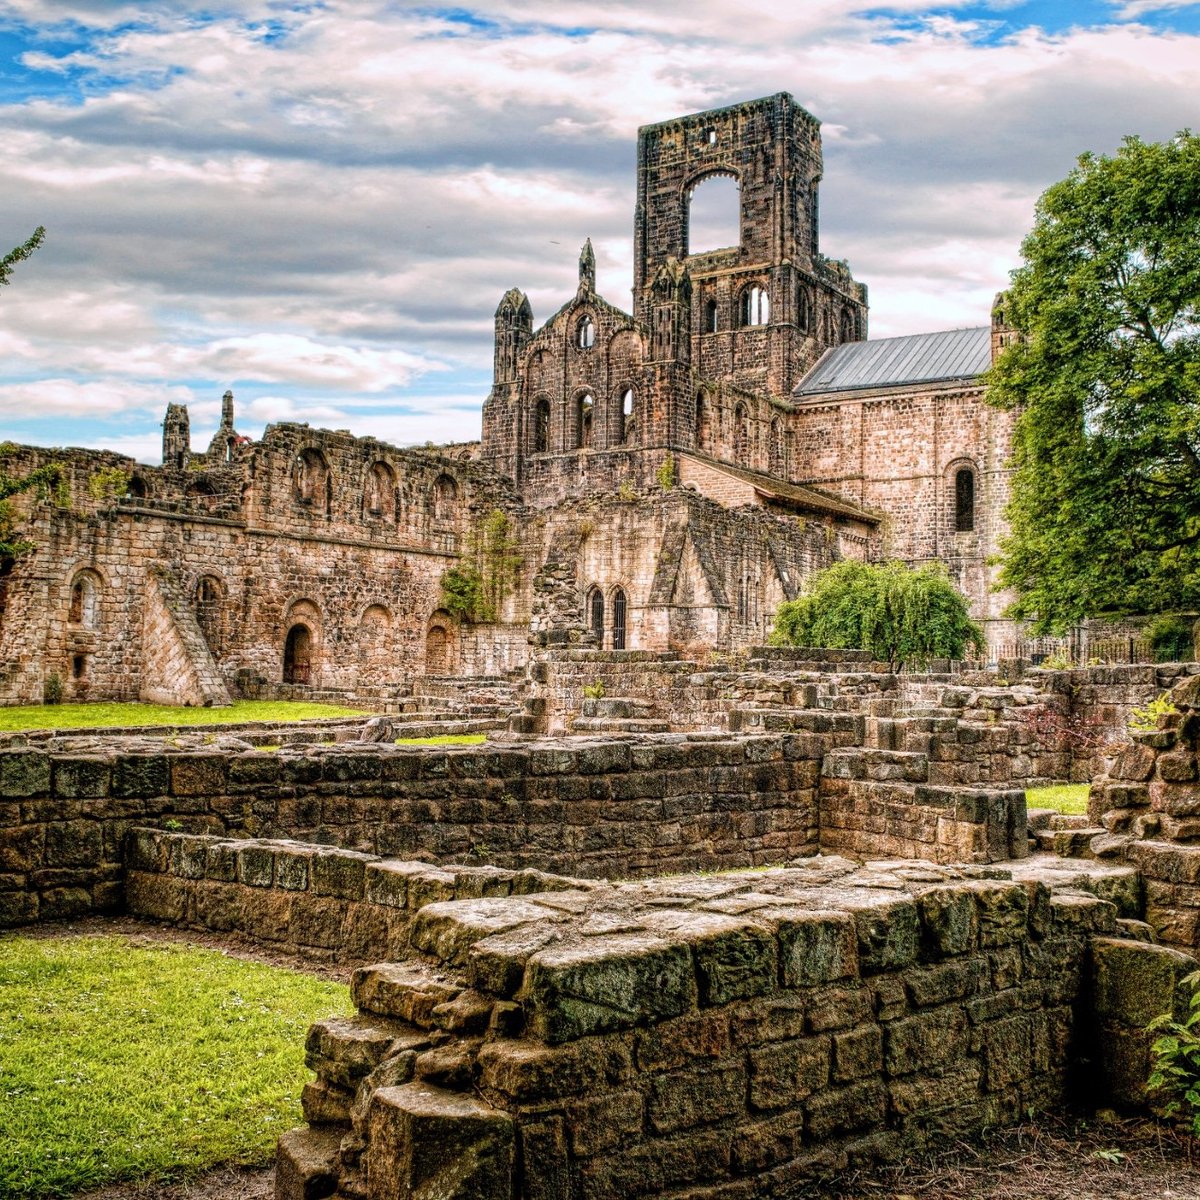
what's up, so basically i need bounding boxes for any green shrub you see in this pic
[769,560,984,670]
[1148,969,1200,1135]
[42,672,63,705]
[582,680,605,700]
[440,564,492,623]
[1129,691,1179,734]
[1148,614,1195,663]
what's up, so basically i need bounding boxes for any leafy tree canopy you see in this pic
[0,226,45,289]
[987,132,1200,633]
[769,560,984,668]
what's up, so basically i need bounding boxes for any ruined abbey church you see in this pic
[0,93,1017,707]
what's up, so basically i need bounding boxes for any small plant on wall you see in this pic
[440,509,523,624]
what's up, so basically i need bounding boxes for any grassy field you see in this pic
[1026,783,1090,815]
[0,934,351,1198]
[0,699,369,732]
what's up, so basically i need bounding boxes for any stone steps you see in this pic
[570,717,671,733]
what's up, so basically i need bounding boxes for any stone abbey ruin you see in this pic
[2,94,1200,1199]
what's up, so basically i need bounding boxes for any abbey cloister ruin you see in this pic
[1,94,1198,1199]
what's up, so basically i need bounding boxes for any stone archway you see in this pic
[283,623,312,684]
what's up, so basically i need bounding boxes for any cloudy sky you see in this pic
[0,1,1197,464]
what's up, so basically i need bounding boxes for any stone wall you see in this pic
[1089,674,1200,958]
[275,854,1185,1199]
[124,827,591,963]
[0,735,823,927]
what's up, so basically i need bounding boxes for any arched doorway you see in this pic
[425,611,457,675]
[283,623,312,684]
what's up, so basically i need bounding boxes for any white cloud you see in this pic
[0,2,1196,455]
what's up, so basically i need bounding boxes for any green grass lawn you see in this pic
[0,699,369,732]
[0,935,351,1198]
[1026,783,1090,815]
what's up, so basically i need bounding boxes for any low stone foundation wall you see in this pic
[124,827,592,962]
[0,734,823,926]
[276,854,1191,1200]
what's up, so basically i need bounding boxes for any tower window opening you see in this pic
[577,316,595,349]
[741,285,770,327]
[704,299,718,333]
[687,174,740,255]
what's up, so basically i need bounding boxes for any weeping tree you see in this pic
[770,560,984,669]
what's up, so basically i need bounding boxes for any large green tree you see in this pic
[988,133,1200,633]
[770,560,984,668]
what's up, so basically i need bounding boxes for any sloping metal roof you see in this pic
[793,327,991,397]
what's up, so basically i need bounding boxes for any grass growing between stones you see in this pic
[0,934,351,1198]
[1026,783,1090,814]
[0,700,369,732]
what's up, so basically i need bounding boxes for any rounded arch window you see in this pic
[587,587,604,645]
[615,387,635,444]
[576,315,596,350]
[577,393,595,450]
[365,461,396,519]
[68,570,101,629]
[695,391,711,451]
[433,474,459,522]
[796,286,811,333]
[126,476,148,499]
[735,403,750,460]
[741,285,770,327]
[533,398,550,454]
[955,467,976,532]
[611,587,628,651]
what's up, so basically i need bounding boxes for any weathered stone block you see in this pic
[44,820,102,869]
[644,910,777,1005]
[236,843,274,887]
[170,754,227,796]
[523,934,697,1044]
[112,754,170,798]
[772,910,858,987]
[748,1036,830,1110]
[477,1036,634,1102]
[310,847,373,900]
[832,1023,883,1083]
[0,751,50,798]
[916,886,977,958]
[275,1127,342,1200]
[305,1015,422,1090]
[53,756,110,799]
[410,897,550,967]
[352,961,460,1026]
[854,896,919,973]
[649,1061,746,1133]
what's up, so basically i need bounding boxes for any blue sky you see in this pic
[0,0,1197,463]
